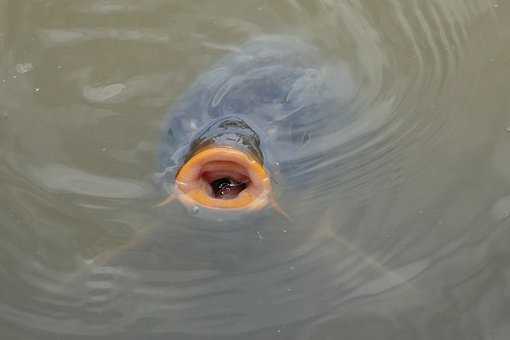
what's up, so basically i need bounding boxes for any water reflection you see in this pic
[0,0,509,339]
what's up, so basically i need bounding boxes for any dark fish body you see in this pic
[157,36,355,216]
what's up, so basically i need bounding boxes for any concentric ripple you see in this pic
[0,0,509,339]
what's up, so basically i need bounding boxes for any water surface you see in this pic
[1,1,510,339]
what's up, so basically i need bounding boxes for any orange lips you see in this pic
[172,146,272,211]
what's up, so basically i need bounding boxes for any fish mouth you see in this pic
[174,146,272,211]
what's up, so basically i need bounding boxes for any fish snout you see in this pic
[174,147,272,212]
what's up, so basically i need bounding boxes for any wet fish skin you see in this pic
[158,35,353,180]
[186,115,264,164]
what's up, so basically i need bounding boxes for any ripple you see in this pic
[0,0,506,338]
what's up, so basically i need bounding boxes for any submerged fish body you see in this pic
[158,36,355,217]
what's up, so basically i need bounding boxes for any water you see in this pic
[1,1,510,339]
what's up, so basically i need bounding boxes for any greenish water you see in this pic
[1,1,510,339]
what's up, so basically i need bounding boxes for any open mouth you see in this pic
[174,147,271,210]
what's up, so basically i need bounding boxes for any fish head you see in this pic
[157,116,287,220]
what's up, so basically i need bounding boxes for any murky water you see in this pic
[1,1,510,339]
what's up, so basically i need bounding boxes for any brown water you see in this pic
[1,1,510,339]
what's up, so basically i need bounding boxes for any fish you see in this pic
[58,36,358,336]
[156,35,354,220]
